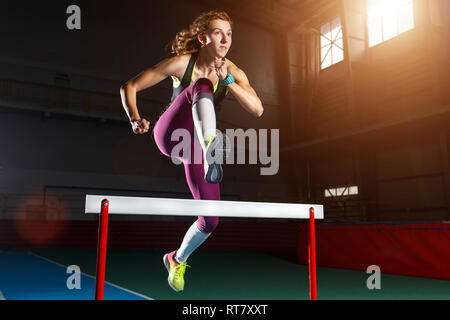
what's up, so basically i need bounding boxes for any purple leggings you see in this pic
[153,78,219,233]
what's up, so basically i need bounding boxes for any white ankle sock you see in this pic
[192,93,217,152]
[175,220,211,263]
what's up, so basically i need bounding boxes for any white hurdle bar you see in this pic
[85,195,324,300]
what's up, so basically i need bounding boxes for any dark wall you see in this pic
[0,1,295,222]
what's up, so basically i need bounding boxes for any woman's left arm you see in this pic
[226,66,264,118]
[215,58,264,118]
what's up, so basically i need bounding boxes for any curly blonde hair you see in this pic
[167,10,233,56]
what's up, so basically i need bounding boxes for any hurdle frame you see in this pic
[86,196,321,300]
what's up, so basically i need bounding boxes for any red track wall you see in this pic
[0,219,299,252]
[3,219,449,280]
[298,223,450,280]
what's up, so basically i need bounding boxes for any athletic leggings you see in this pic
[153,78,219,233]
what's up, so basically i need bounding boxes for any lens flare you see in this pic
[14,190,69,247]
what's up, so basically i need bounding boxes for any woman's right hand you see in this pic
[131,118,150,134]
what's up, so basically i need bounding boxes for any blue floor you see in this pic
[0,251,150,300]
[2,248,449,300]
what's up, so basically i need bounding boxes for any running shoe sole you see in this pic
[163,253,182,292]
[205,134,230,184]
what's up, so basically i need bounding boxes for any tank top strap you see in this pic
[181,52,198,88]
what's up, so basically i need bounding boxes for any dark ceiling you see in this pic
[191,0,339,34]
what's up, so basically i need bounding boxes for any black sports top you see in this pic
[166,52,229,114]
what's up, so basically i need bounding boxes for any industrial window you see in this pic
[325,185,359,198]
[367,0,415,47]
[320,17,344,70]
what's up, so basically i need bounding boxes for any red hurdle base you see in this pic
[93,200,318,300]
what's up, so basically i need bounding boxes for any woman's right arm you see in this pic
[120,55,185,134]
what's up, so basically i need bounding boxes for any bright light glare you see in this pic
[367,0,415,47]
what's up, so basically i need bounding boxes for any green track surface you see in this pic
[27,248,450,300]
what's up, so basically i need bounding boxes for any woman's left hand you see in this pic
[215,57,228,81]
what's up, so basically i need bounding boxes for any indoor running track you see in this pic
[0,251,151,300]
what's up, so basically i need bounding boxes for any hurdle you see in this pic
[85,195,324,300]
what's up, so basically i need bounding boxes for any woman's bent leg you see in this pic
[153,78,220,265]
[174,139,219,263]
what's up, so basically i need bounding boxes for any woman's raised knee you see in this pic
[192,77,214,94]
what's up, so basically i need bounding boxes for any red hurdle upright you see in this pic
[95,199,109,300]
[308,207,317,300]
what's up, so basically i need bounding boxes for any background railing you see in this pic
[0,77,246,129]
[1,186,448,223]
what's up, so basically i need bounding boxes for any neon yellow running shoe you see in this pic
[163,251,190,292]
